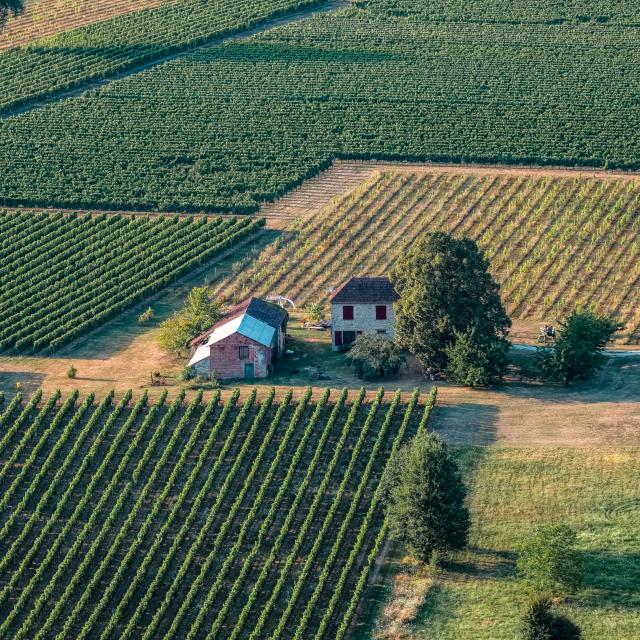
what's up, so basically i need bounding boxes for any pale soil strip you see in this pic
[1,0,181,50]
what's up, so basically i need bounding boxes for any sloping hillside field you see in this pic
[0,387,433,639]
[0,211,262,353]
[1,0,640,211]
[215,169,640,343]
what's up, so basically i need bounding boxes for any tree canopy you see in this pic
[535,310,619,384]
[517,524,583,595]
[158,286,222,356]
[385,431,470,563]
[0,0,23,32]
[390,231,511,374]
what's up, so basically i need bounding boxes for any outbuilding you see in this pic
[188,297,287,380]
[330,276,399,350]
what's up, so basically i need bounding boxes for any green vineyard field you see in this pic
[215,170,640,343]
[0,0,639,213]
[0,386,435,639]
[0,0,327,113]
[0,211,262,353]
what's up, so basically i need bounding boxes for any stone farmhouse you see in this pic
[188,297,287,380]
[330,276,399,350]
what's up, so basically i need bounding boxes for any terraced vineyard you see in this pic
[1,0,639,212]
[0,0,180,50]
[0,211,262,353]
[0,0,328,113]
[0,386,434,639]
[216,170,640,343]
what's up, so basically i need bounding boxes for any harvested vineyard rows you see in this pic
[0,0,180,50]
[217,169,640,343]
[0,211,262,353]
[0,387,434,639]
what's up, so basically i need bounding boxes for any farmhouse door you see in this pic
[244,362,255,379]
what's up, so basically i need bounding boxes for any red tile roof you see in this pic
[330,277,399,304]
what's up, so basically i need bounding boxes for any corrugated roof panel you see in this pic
[206,313,275,348]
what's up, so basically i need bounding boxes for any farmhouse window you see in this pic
[334,331,343,346]
[342,305,354,320]
[376,305,387,320]
[239,346,249,360]
[377,329,387,335]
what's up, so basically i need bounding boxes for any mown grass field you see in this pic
[368,447,640,640]
[216,170,640,343]
[1,0,639,211]
[0,211,262,353]
[0,387,433,639]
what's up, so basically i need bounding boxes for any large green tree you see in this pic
[535,310,619,384]
[385,432,470,563]
[0,0,23,32]
[391,232,511,371]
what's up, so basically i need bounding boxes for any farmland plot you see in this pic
[0,0,329,113]
[215,170,640,343]
[369,447,640,640]
[0,386,434,639]
[0,0,181,50]
[1,0,640,212]
[0,211,262,353]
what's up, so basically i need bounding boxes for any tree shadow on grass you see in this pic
[0,370,44,396]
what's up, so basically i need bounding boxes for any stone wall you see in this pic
[331,302,396,349]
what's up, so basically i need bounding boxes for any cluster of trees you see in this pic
[348,231,617,387]
[386,432,585,639]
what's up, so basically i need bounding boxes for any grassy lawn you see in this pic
[368,447,640,640]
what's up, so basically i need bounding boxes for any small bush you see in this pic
[178,366,194,382]
[517,525,583,595]
[346,334,405,380]
[66,365,77,379]
[307,302,324,325]
[138,306,155,325]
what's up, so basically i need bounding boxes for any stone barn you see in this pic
[188,297,287,380]
[330,276,399,350]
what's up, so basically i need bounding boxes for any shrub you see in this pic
[138,307,155,325]
[66,365,77,379]
[307,302,324,325]
[346,334,405,380]
[517,525,583,595]
[385,432,469,563]
[445,325,510,386]
[177,366,194,382]
[535,310,619,384]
